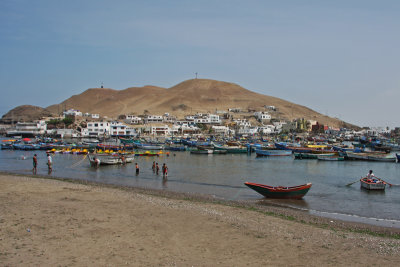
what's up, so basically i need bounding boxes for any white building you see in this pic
[254,111,271,121]
[63,109,82,117]
[144,125,170,136]
[163,114,177,123]
[264,105,276,111]
[171,124,200,134]
[233,119,251,127]
[47,129,81,138]
[144,115,163,124]
[194,114,221,124]
[125,126,138,137]
[124,115,142,124]
[7,120,47,136]
[82,121,110,137]
[110,122,127,136]
[91,114,99,119]
[259,125,276,135]
[211,126,230,134]
[185,115,196,121]
[238,126,259,135]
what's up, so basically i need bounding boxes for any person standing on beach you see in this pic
[135,163,140,175]
[32,154,38,174]
[47,153,52,173]
[162,163,168,178]
[152,161,156,172]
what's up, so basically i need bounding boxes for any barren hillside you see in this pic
[4,79,353,128]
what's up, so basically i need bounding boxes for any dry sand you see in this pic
[1,173,400,266]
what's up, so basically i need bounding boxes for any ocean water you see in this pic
[1,149,400,227]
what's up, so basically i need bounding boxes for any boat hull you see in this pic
[360,178,386,190]
[244,182,312,199]
[213,144,247,153]
[88,154,134,165]
[317,155,345,161]
[255,149,292,157]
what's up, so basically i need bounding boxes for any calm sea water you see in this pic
[1,148,400,227]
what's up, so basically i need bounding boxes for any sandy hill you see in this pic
[5,79,353,128]
[1,105,54,123]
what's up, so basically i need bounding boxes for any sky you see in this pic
[0,0,399,128]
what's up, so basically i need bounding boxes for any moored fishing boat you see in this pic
[165,144,186,151]
[255,149,292,157]
[88,153,134,165]
[190,149,213,154]
[367,153,396,162]
[119,137,136,144]
[346,151,396,162]
[360,177,386,190]
[213,143,247,153]
[1,139,16,149]
[317,154,344,161]
[136,144,164,150]
[244,182,312,199]
[134,151,161,157]
[294,152,335,159]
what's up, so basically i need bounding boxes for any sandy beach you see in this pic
[1,173,400,266]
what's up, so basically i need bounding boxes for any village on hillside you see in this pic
[1,106,399,143]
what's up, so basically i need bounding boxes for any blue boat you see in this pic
[255,149,292,157]
[165,144,186,151]
[274,143,312,153]
[12,143,41,150]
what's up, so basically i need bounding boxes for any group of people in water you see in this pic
[130,161,169,178]
[33,153,169,179]
[151,161,168,177]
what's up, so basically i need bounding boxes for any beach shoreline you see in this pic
[1,172,400,266]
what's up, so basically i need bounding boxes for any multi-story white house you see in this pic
[124,115,142,124]
[163,114,177,123]
[144,125,170,136]
[110,122,127,136]
[194,114,221,124]
[7,120,47,136]
[144,115,163,124]
[254,111,271,121]
[82,121,110,137]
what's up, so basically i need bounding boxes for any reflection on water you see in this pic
[1,149,400,224]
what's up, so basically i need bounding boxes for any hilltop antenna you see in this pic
[195,72,198,79]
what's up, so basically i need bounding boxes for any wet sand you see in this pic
[1,172,400,266]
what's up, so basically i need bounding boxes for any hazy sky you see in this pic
[1,0,399,127]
